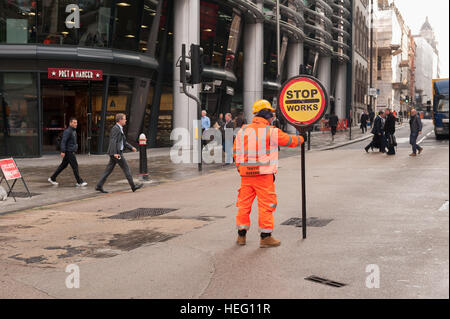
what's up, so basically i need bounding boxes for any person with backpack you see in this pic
[48,117,87,187]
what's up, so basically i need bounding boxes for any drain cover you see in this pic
[8,192,40,198]
[108,208,178,219]
[281,217,333,227]
[305,276,346,288]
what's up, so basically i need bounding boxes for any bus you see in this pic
[432,78,449,138]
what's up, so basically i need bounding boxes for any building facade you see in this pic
[414,17,441,110]
[351,0,369,123]
[372,0,413,115]
[0,0,353,157]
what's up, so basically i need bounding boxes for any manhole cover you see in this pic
[305,275,346,288]
[107,208,178,219]
[8,192,40,198]
[281,217,333,227]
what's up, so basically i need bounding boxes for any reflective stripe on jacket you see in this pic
[233,117,303,177]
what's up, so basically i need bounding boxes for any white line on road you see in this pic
[438,201,449,212]
[418,130,433,145]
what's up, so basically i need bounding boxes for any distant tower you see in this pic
[420,17,438,51]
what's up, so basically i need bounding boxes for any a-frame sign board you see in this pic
[0,158,32,202]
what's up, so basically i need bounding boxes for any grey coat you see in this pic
[107,124,133,155]
[409,115,423,134]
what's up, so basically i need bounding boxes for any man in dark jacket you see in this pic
[368,110,375,128]
[409,109,423,156]
[365,111,386,153]
[360,111,369,133]
[328,112,339,141]
[48,118,87,187]
[220,113,235,165]
[384,109,396,155]
[95,113,142,193]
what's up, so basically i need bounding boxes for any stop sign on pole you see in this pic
[278,75,329,239]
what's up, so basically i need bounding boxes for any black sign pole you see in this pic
[298,126,307,239]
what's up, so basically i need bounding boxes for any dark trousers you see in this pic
[386,133,396,155]
[97,154,135,189]
[51,152,83,184]
[361,124,367,133]
[366,134,385,152]
[331,126,337,136]
[410,133,422,154]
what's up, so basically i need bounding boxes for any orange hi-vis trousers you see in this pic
[236,174,277,233]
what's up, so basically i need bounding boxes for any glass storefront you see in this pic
[0,0,162,55]
[0,72,39,157]
[40,77,104,153]
[200,0,242,70]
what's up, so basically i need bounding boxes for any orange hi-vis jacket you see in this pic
[233,117,304,177]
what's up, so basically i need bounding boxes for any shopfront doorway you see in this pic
[41,76,104,154]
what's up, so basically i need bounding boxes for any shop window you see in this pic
[200,1,241,69]
[0,0,37,44]
[0,73,39,157]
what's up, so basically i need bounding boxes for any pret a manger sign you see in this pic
[48,68,103,81]
[279,75,328,127]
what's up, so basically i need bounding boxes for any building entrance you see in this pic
[41,77,104,154]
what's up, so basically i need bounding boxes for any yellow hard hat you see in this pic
[252,99,275,114]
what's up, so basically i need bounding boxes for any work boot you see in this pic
[237,229,247,245]
[260,235,281,248]
[236,235,246,246]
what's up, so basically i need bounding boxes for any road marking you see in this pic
[438,201,449,212]
[396,137,409,144]
[418,131,433,145]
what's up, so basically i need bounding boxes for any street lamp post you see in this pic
[369,0,374,113]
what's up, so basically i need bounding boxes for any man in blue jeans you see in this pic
[409,109,423,157]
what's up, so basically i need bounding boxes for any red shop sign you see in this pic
[0,158,21,180]
[48,68,103,81]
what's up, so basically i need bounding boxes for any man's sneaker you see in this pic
[48,178,58,186]
[409,153,417,157]
[260,236,281,248]
[236,235,246,246]
[418,147,423,154]
[76,182,88,187]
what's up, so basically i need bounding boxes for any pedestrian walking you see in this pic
[217,113,225,128]
[220,113,235,165]
[235,112,247,128]
[201,110,211,148]
[360,111,369,133]
[409,109,423,157]
[368,110,375,128]
[233,100,304,248]
[95,113,142,193]
[365,111,386,153]
[48,117,87,187]
[384,109,396,155]
[328,112,338,141]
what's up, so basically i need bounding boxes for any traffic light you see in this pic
[190,44,204,84]
[405,95,409,104]
[180,44,191,84]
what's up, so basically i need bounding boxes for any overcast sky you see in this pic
[393,0,449,77]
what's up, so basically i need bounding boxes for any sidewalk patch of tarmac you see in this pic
[9,254,47,264]
[107,229,179,251]
[44,246,86,259]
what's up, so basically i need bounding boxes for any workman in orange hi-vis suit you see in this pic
[233,99,304,248]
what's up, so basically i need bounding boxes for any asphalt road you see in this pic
[0,121,448,299]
